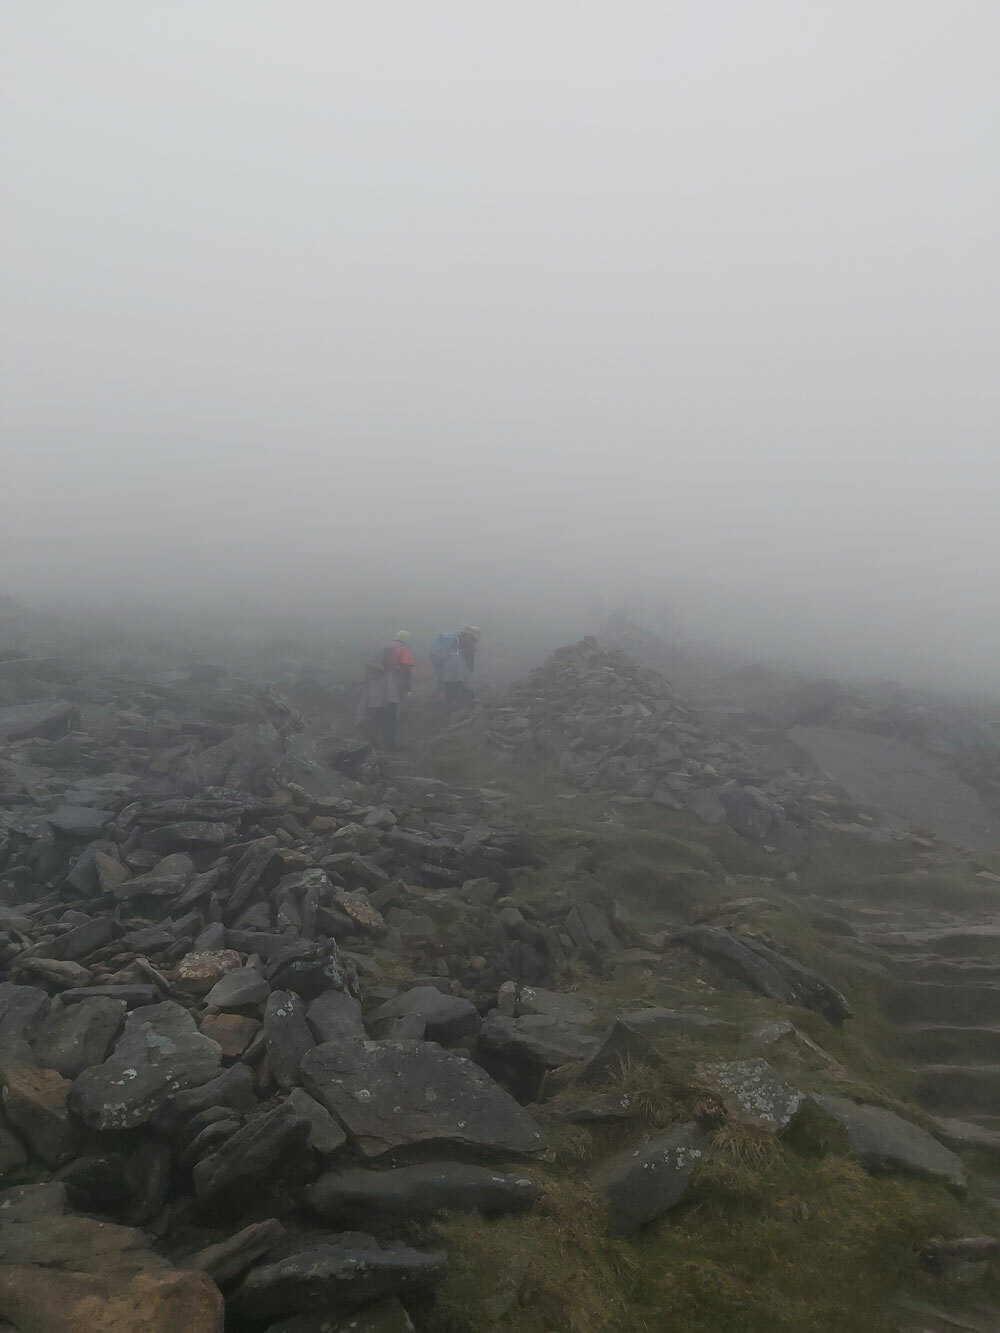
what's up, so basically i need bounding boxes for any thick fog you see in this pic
[3,3,999,690]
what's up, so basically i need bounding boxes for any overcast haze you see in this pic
[3,3,999,689]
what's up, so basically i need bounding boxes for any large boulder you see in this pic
[595,1123,704,1235]
[0,700,76,742]
[0,1183,223,1332]
[300,1039,544,1159]
[808,1094,967,1193]
[70,1002,222,1131]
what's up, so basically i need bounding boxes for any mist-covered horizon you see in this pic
[4,3,998,693]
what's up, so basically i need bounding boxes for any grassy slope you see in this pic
[409,731,1000,1332]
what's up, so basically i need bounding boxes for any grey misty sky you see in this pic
[3,3,999,686]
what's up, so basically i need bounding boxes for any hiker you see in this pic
[356,630,414,751]
[431,627,480,706]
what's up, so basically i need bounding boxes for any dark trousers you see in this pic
[364,703,399,751]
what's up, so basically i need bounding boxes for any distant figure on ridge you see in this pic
[356,630,414,751]
[430,625,481,706]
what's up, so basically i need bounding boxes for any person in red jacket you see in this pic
[356,631,414,751]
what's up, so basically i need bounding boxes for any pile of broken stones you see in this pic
[0,659,982,1331]
[484,639,802,842]
[0,682,569,1330]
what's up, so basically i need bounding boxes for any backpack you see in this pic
[430,633,458,668]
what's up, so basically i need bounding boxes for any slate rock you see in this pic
[203,966,271,1012]
[479,1013,600,1067]
[236,1234,446,1321]
[0,1181,224,1332]
[144,821,235,852]
[0,1115,28,1175]
[719,785,785,841]
[175,950,243,997]
[70,1001,222,1131]
[192,1104,313,1213]
[267,941,350,1000]
[0,984,50,1042]
[808,1093,967,1193]
[300,1039,545,1159]
[0,1042,80,1167]
[61,984,159,1007]
[554,1092,641,1125]
[200,1012,261,1059]
[595,1123,703,1235]
[578,1018,662,1086]
[308,1162,539,1224]
[13,956,92,990]
[699,1059,804,1130]
[121,927,176,955]
[264,992,317,1090]
[186,1218,287,1287]
[150,1065,257,1137]
[617,1007,738,1039]
[517,986,594,1025]
[565,902,619,954]
[0,699,76,741]
[368,987,481,1045]
[286,1088,347,1156]
[46,915,117,961]
[263,1300,414,1333]
[45,805,112,837]
[305,990,365,1044]
[673,925,852,1025]
[31,997,127,1079]
[94,850,130,892]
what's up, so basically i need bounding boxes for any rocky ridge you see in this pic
[0,622,998,1331]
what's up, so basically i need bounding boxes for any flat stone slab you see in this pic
[307,1162,539,1224]
[517,987,594,1025]
[203,966,271,1012]
[700,1058,805,1130]
[70,1001,222,1131]
[367,987,481,1045]
[300,1038,544,1160]
[479,1013,599,1067]
[810,1093,967,1193]
[236,1234,446,1321]
[44,805,112,837]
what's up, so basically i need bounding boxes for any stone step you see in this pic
[913,1064,1000,1113]
[905,1025,1000,1063]
[895,1298,1000,1333]
[866,926,1000,958]
[887,957,1000,985]
[932,1116,1000,1157]
[885,983,1000,1027]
